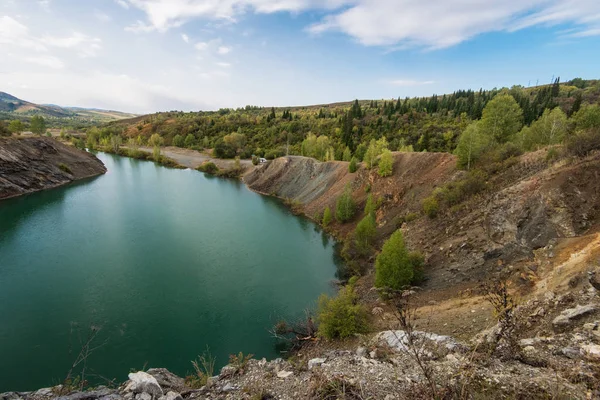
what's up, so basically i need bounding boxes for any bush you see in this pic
[375,230,423,290]
[566,129,600,157]
[58,163,72,174]
[335,185,356,223]
[322,206,332,227]
[251,155,259,165]
[348,157,358,173]
[354,213,377,255]
[378,149,393,177]
[197,162,219,174]
[317,286,369,339]
[422,196,439,218]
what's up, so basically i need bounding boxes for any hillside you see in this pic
[0,91,138,129]
[0,137,106,199]
[97,78,600,160]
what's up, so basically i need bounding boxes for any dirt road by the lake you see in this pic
[136,146,254,170]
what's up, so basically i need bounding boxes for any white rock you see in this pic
[136,393,152,400]
[277,370,293,378]
[356,347,367,357]
[377,330,466,352]
[162,391,183,400]
[552,304,597,327]
[308,358,327,370]
[581,344,600,360]
[126,371,163,398]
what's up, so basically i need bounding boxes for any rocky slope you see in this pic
[0,137,106,200]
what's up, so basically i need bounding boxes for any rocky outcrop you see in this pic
[0,137,106,200]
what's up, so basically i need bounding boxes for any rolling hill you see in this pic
[0,91,138,128]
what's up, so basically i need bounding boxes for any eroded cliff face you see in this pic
[0,137,106,200]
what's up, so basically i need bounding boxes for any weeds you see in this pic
[58,163,72,174]
[229,352,254,375]
[185,346,216,389]
[309,373,364,400]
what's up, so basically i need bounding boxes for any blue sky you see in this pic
[0,0,599,113]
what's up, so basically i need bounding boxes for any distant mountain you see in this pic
[0,91,138,127]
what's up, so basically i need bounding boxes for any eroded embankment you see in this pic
[0,137,107,200]
[245,151,600,334]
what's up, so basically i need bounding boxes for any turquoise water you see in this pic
[0,153,338,391]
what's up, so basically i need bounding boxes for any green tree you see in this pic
[348,157,358,173]
[519,107,568,150]
[454,122,493,170]
[354,213,376,254]
[0,121,11,137]
[375,230,422,290]
[172,134,184,147]
[364,194,376,216]
[378,149,393,177]
[363,137,388,169]
[149,133,164,147]
[184,134,196,148]
[335,185,356,223]
[342,146,352,161]
[30,116,46,135]
[574,104,600,130]
[8,120,24,134]
[322,206,332,227]
[479,93,523,143]
[317,286,368,339]
[110,135,122,152]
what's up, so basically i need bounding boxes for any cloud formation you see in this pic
[120,0,600,49]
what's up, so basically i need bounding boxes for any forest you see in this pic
[82,78,600,164]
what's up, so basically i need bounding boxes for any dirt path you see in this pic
[136,146,254,170]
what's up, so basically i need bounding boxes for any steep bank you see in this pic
[0,137,106,200]
[246,152,600,336]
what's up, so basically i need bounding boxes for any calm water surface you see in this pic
[0,153,338,391]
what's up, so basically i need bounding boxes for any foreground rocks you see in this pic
[0,137,106,200]
[3,322,597,400]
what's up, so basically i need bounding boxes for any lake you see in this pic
[0,153,339,391]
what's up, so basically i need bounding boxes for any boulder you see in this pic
[552,304,597,327]
[581,344,600,360]
[146,369,185,393]
[276,370,293,379]
[124,372,163,398]
[307,358,326,370]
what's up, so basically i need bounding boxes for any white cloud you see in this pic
[125,20,156,33]
[217,45,231,54]
[94,9,112,23]
[115,0,130,9]
[38,0,51,12]
[195,41,208,50]
[122,0,600,49]
[0,16,47,51]
[308,0,600,49]
[182,33,190,42]
[216,61,231,67]
[390,79,435,86]
[25,55,64,69]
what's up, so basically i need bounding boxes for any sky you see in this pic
[0,0,599,114]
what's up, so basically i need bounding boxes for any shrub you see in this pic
[375,230,423,290]
[566,129,600,157]
[335,185,356,223]
[322,206,332,227]
[185,347,216,389]
[228,352,253,375]
[197,162,219,174]
[364,194,376,216]
[354,213,376,254]
[58,163,72,174]
[378,149,393,177]
[0,121,11,137]
[172,134,184,147]
[348,157,358,173]
[317,286,369,339]
[422,196,439,218]
[251,155,259,165]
